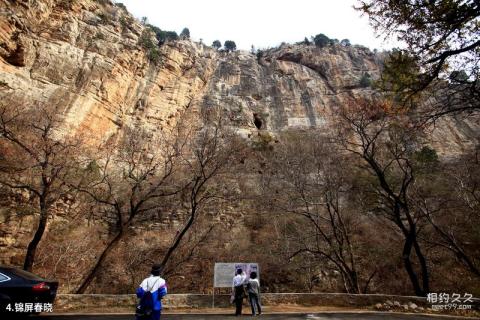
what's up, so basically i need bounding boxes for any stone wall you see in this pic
[1,0,480,297]
[53,293,480,312]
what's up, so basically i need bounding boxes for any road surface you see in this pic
[31,313,477,319]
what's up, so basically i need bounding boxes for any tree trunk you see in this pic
[457,250,480,277]
[23,198,48,272]
[402,232,425,296]
[412,237,429,295]
[76,230,124,294]
[363,269,377,294]
[348,270,361,294]
[159,204,197,271]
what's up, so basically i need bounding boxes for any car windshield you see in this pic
[6,268,44,281]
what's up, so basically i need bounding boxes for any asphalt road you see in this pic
[28,313,477,320]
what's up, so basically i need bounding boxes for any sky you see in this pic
[118,0,399,51]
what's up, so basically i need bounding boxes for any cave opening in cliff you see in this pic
[253,113,263,129]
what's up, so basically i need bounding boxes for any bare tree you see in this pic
[161,223,215,280]
[75,108,245,293]
[74,127,183,293]
[0,103,84,271]
[336,98,430,296]
[157,109,247,271]
[411,149,480,278]
[34,220,103,293]
[356,0,480,118]
[450,148,480,219]
[261,132,375,294]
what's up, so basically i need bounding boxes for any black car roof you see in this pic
[0,266,46,281]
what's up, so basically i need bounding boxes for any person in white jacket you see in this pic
[232,268,246,316]
[136,264,167,320]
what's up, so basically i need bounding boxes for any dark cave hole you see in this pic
[253,113,263,129]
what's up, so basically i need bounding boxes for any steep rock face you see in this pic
[0,0,217,141]
[1,0,478,154]
[199,44,382,133]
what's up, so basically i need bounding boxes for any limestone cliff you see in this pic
[1,0,478,154]
[0,0,216,140]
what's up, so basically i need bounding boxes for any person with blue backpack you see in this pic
[135,264,167,320]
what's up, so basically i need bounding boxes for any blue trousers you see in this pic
[152,310,161,320]
[136,310,161,320]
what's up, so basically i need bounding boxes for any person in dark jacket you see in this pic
[232,268,246,316]
[247,271,261,316]
[136,264,167,320]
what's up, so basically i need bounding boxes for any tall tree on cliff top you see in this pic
[212,40,221,50]
[0,102,84,272]
[356,0,480,117]
[313,33,331,48]
[180,27,190,40]
[224,40,237,52]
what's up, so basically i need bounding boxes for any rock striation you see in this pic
[0,0,216,140]
[1,0,478,154]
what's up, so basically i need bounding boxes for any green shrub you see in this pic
[115,2,127,11]
[340,39,351,46]
[413,146,439,174]
[313,33,330,47]
[359,73,372,88]
[94,32,105,40]
[164,31,179,42]
[98,13,112,25]
[119,15,133,31]
[414,146,438,165]
[138,29,162,64]
[138,30,156,50]
[147,48,161,64]
[449,70,469,82]
[180,27,190,39]
[224,40,236,52]
[212,40,221,49]
[146,24,178,45]
[256,50,264,61]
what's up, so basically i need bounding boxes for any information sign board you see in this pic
[213,262,259,288]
